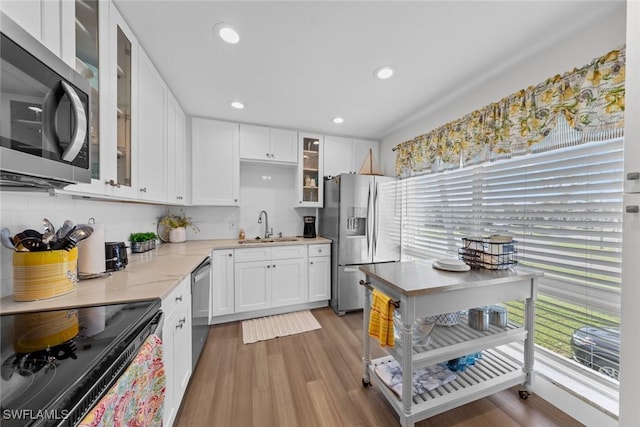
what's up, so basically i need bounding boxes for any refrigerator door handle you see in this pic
[366,182,372,256]
[373,182,379,257]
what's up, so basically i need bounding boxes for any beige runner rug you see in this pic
[242,310,321,344]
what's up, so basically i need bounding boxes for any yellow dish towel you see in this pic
[368,289,395,347]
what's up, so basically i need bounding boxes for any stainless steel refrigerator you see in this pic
[319,174,401,314]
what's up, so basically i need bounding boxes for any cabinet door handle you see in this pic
[179,317,186,324]
[627,172,640,181]
[175,295,183,302]
[626,205,640,213]
[140,187,147,193]
[267,265,271,269]
[266,153,270,158]
[106,179,121,188]
[272,264,276,268]
[228,253,232,257]
[310,261,314,265]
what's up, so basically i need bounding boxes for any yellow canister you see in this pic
[12,248,79,301]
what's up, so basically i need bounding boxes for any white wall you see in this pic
[379,5,627,176]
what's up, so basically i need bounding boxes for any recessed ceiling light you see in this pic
[230,101,245,109]
[332,117,344,124]
[213,22,240,44]
[374,65,395,80]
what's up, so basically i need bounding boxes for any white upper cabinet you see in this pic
[191,118,240,206]
[137,47,167,202]
[269,128,298,163]
[239,124,268,161]
[2,0,71,63]
[239,124,297,164]
[167,91,188,204]
[324,136,380,177]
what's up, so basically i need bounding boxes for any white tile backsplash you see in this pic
[0,164,317,297]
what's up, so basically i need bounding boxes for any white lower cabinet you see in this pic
[271,257,306,307]
[211,243,330,322]
[233,245,307,313]
[308,244,331,302]
[162,277,192,427]
[235,259,272,312]
[211,249,235,318]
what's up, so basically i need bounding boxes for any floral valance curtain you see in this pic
[394,46,626,177]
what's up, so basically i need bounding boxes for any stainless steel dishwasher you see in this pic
[191,256,211,370]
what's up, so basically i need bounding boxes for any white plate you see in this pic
[436,258,467,268]
[432,260,471,272]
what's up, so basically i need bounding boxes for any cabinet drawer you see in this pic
[271,245,305,260]
[234,247,272,262]
[162,277,190,316]
[309,243,331,257]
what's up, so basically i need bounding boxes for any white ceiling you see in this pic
[114,0,625,140]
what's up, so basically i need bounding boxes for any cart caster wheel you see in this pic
[518,390,530,399]
[362,379,372,387]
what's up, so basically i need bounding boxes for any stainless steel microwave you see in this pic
[0,13,91,190]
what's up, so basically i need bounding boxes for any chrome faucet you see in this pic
[258,210,273,238]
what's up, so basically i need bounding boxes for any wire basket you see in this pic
[458,237,518,270]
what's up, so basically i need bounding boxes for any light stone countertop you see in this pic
[0,237,331,314]
[359,259,541,297]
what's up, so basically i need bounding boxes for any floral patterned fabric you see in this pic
[79,334,165,427]
[395,46,626,177]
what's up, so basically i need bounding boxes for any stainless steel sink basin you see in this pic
[238,237,300,244]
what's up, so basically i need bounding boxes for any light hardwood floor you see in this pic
[176,307,584,427]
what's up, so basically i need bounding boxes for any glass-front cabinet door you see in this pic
[65,1,137,198]
[107,2,137,198]
[75,0,100,179]
[297,132,323,207]
[65,0,109,195]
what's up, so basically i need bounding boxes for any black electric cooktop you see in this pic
[0,299,161,427]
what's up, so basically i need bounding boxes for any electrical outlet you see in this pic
[228,221,237,229]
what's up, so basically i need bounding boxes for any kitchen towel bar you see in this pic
[359,280,400,308]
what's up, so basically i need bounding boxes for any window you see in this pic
[400,125,623,381]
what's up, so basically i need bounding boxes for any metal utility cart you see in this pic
[359,260,540,427]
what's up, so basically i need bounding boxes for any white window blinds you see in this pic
[401,137,623,313]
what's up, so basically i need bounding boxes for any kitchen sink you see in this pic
[238,237,300,244]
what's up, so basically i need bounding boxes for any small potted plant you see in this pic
[159,210,199,243]
[129,232,158,253]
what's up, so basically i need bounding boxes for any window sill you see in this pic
[499,342,618,422]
